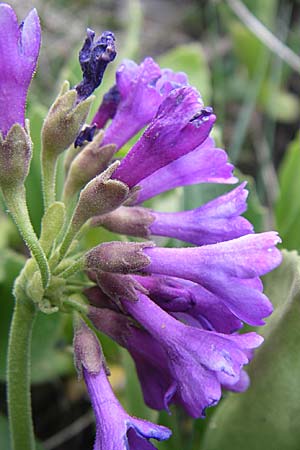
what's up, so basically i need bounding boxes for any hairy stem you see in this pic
[3,186,50,288]
[7,296,36,450]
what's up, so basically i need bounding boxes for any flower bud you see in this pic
[0,123,32,189]
[63,131,116,201]
[71,161,129,232]
[42,81,93,156]
[85,241,153,274]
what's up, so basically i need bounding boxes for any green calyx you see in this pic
[41,81,94,157]
[0,122,32,190]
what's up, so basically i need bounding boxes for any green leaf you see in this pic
[275,132,300,250]
[259,82,300,122]
[157,43,211,103]
[202,250,300,450]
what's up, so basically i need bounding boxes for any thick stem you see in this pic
[3,186,50,288]
[7,297,36,450]
[41,149,57,211]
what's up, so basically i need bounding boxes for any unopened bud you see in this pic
[63,131,116,200]
[85,241,153,274]
[92,206,154,238]
[42,81,93,156]
[0,123,32,189]
[71,161,129,232]
[73,321,103,377]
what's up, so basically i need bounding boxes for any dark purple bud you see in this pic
[85,241,153,274]
[92,84,121,129]
[74,124,97,148]
[75,29,116,102]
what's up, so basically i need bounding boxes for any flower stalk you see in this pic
[3,185,50,288]
[7,296,36,450]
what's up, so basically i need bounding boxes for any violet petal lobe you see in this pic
[149,182,253,245]
[99,58,189,151]
[0,4,41,135]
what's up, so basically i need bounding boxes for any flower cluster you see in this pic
[1,5,282,450]
[77,54,281,440]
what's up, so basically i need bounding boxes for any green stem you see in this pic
[7,296,36,450]
[3,186,50,288]
[41,149,57,211]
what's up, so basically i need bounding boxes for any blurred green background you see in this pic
[1,0,300,449]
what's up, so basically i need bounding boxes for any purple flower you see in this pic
[133,275,242,333]
[85,232,281,326]
[88,294,262,418]
[75,322,171,450]
[111,87,215,188]
[122,293,263,418]
[94,57,188,150]
[0,4,41,136]
[84,366,171,449]
[142,232,282,325]
[133,136,237,203]
[93,183,253,245]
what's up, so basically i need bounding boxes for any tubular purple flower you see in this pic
[75,322,171,450]
[133,275,242,333]
[95,57,188,150]
[111,87,216,187]
[143,232,282,325]
[133,137,237,204]
[84,366,171,450]
[93,183,253,245]
[122,293,263,418]
[0,4,41,136]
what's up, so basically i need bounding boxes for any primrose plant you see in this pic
[1,4,282,450]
